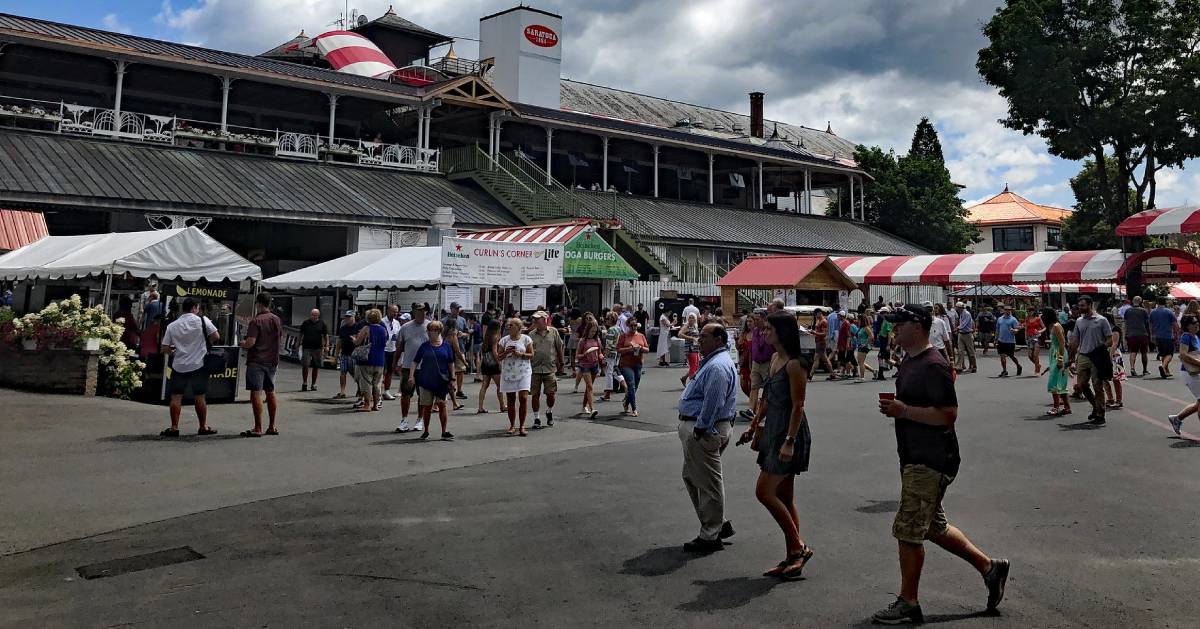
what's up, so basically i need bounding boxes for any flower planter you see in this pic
[0,345,100,396]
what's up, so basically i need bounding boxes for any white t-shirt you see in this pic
[617,312,631,334]
[682,304,700,321]
[930,316,951,350]
[162,313,217,373]
[383,317,403,353]
[398,319,430,368]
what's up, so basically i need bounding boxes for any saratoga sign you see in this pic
[441,237,564,287]
[524,24,558,48]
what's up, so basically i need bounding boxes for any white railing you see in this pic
[276,131,319,159]
[357,141,439,172]
[59,103,176,144]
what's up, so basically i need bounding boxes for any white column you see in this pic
[653,145,660,198]
[757,161,764,209]
[112,59,127,116]
[545,126,553,185]
[487,113,496,158]
[424,107,432,151]
[848,174,855,219]
[859,175,866,219]
[708,154,715,204]
[325,93,339,145]
[219,76,233,133]
[416,107,425,153]
[804,168,813,215]
[602,136,609,190]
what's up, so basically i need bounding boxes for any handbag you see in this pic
[351,325,372,362]
[430,342,452,383]
[198,316,225,375]
[481,347,499,370]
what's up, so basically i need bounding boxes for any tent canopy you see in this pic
[717,255,856,290]
[260,247,442,291]
[1116,206,1200,236]
[460,221,639,281]
[0,227,261,282]
[834,250,1126,286]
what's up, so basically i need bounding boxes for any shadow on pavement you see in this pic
[1059,421,1103,431]
[1169,437,1200,448]
[848,609,997,628]
[855,500,899,514]
[347,430,399,438]
[619,546,708,577]
[677,576,786,611]
[97,433,242,444]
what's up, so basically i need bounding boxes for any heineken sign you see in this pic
[564,230,638,280]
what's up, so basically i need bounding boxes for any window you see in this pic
[993,226,1035,252]
[1046,227,1062,250]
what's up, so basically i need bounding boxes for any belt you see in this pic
[679,415,732,423]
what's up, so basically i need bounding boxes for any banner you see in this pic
[442,237,563,287]
[564,230,638,280]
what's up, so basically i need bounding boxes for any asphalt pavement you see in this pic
[1,353,1198,628]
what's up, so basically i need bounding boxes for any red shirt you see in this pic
[617,332,648,369]
[837,319,852,351]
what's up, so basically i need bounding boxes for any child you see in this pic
[1104,316,1125,409]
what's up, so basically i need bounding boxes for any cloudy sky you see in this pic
[7,0,1198,209]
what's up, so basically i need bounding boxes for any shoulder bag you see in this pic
[351,325,372,362]
[199,316,226,375]
[430,342,452,383]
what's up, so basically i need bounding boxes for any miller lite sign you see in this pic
[524,24,558,48]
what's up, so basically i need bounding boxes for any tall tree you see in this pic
[1060,156,1135,250]
[833,140,979,253]
[977,0,1200,227]
[909,117,944,163]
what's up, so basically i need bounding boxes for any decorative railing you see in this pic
[0,93,439,172]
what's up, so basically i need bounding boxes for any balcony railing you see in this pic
[0,94,439,173]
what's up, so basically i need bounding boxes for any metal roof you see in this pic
[0,208,48,251]
[560,80,859,162]
[572,192,925,256]
[0,13,423,100]
[0,131,514,228]
[353,9,451,44]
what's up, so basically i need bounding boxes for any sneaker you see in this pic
[1016,364,1022,376]
[1169,414,1183,435]
[532,418,543,429]
[984,558,1010,610]
[301,384,308,392]
[719,520,735,539]
[1160,366,1168,379]
[998,371,1009,378]
[682,537,724,553]
[310,384,317,391]
[1089,415,1106,426]
[395,420,411,433]
[546,411,554,427]
[382,391,396,401]
[738,409,754,421]
[414,420,424,432]
[456,392,468,399]
[871,597,924,625]
[441,432,455,441]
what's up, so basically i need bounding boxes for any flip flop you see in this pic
[265,429,279,436]
[197,427,217,436]
[476,409,489,414]
[240,430,262,438]
[159,428,179,438]
[518,431,528,437]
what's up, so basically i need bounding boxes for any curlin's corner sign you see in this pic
[524,24,558,48]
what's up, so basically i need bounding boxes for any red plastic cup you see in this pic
[878,392,895,403]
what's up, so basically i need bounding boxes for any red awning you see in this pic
[460,220,590,244]
[0,209,48,252]
[1116,206,1200,236]
[1170,283,1200,300]
[833,250,1128,286]
[717,255,835,288]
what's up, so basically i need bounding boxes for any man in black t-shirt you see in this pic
[298,308,329,392]
[871,304,1009,625]
[334,310,363,399]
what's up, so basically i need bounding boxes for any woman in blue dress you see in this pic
[409,320,457,441]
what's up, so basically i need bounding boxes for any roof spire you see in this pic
[446,42,458,60]
[825,121,834,134]
[385,5,396,15]
[1003,182,1009,193]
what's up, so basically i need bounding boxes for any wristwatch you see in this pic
[784,435,796,444]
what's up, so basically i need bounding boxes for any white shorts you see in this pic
[1183,371,1200,400]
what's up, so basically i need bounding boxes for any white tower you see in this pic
[479,6,562,108]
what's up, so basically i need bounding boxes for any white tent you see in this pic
[0,227,262,282]
[260,247,443,291]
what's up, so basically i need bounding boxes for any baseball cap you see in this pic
[532,310,549,319]
[343,309,355,317]
[884,303,933,328]
[449,302,461,309]
[400,313,412,321]
[955,301,965,308]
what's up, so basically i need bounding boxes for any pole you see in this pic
[708,154,715,204]
[545,127,553,185]
[113,59,127,118]
[602,136,609,190]
[653,145,660,198]
[326,93,339,146]
[804,168,813,214]
[101,265,114,315]
[757,161,764,209]
[219,76,233,133]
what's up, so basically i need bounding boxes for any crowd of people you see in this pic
[156,288,1200,623]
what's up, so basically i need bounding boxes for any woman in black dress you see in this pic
[476,319,506,414]
[740,311,814,580]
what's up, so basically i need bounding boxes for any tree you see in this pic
[978,0,1200,227]
[909,117,944,163]
[833,138,979,253]
[1061,156,1138,250]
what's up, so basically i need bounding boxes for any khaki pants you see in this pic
[1076,353,1106,416]
[955,332,976,371]
[678,419,732,541]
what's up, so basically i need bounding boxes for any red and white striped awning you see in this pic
[460,222,590,245]
[1170,283,1200,300]
[291,31,398,79]
[1011,283,1123,295]
[1116,206,1200,236]
[833,250,1126,286]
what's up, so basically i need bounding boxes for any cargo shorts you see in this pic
[892,464,953,544]
[531,371,558,398]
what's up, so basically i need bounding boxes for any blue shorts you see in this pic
[245,363,276,392]
[338,355,355,374]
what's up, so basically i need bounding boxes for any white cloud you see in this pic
[101,13,132,35]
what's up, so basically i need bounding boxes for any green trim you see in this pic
[565,229,639,280]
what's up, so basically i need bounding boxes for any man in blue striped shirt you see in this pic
[677,322,739,552]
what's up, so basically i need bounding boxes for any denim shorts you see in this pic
[245,363,277,392]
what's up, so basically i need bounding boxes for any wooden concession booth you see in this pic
[717,255,857,316]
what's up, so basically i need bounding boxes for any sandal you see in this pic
[265,429,279,436]
[476,409,489,414]
[1046,409,1064,416]
[779,546,815,581]
[763,558,790,577]
[240,430,262,438]
[332,393,347,399]
[518,430,528,437]
[506,427,516,436]
[159,428,179,438]
[197,427,217,436]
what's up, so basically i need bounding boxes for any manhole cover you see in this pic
[76,546,204,580]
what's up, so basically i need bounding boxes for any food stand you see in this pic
[716,255,857,319]
[0,227,262,403]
